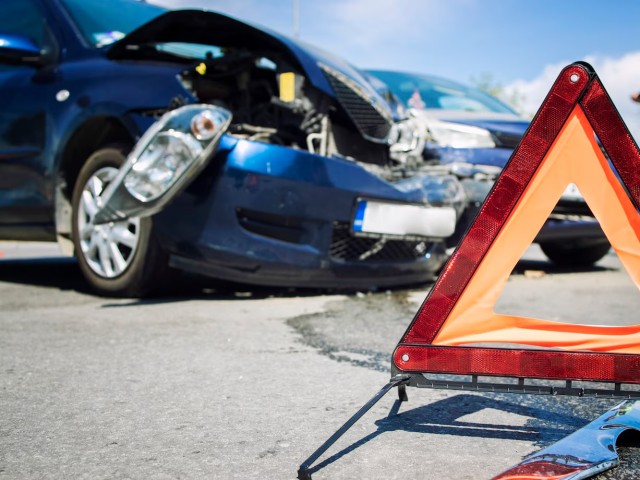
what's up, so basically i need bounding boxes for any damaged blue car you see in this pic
[0,0,466,296]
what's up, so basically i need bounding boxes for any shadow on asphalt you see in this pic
[511,257,615,275]
[0,257,93,293]
[0,254,616,303]
[307,393,590,477]
[0,256,326,302]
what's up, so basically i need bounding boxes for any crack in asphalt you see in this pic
[286,290,416,372]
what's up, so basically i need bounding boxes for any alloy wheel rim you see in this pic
[77,166,141,278]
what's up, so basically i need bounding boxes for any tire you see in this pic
[539,241,611,267]
[71,145,168,297]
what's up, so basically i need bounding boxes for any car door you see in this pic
[0,0,58,238]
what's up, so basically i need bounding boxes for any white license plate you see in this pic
[561,183,584,201]
[352,200,456,238]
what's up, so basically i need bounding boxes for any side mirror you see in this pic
[0,33,44,66]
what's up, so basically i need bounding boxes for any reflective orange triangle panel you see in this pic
[393,62,640,382]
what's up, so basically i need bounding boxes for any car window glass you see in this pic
[153,43,277,70]
[59,0,165,47]
[368,70,517,115]
[437,95,493,112]
[156,43,223,60]
[0,0,45,47]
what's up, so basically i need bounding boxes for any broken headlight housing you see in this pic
[94,105,232,224]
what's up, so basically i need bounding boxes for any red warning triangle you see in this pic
[393,62,640,383]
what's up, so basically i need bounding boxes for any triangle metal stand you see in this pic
[297,374,409,480]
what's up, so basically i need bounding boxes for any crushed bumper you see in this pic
[151,136,463,288]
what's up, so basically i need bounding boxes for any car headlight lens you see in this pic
[92,105,232,225]
[426,120,496,149]
[123,106,231,202]
[125,131,203,201]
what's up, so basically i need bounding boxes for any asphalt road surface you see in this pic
[1,242,640,479]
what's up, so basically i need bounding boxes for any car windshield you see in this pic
[59,0,166,47]
[368,70,517,115]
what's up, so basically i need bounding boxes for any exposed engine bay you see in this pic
[176,46,425,178]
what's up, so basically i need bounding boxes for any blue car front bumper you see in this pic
[153,136,459,288]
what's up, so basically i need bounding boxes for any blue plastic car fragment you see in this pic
[493,400,640,479]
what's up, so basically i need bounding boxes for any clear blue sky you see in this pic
[150,0,640,136]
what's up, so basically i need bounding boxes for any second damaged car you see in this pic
[0,0,466,296]
[368,70,611,267]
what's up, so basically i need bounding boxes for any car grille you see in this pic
[330,222,430,262]
[491,131,522,149]
[320,64,392,141]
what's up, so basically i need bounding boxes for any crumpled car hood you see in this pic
[106,9,388,113]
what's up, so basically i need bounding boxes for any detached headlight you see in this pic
[426,120,495,149]
[124,130,204,201]
[93,105,232,224]
[124,107,230,201]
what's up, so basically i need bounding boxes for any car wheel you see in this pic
[71,145,168,297]
[539,241,611,267]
